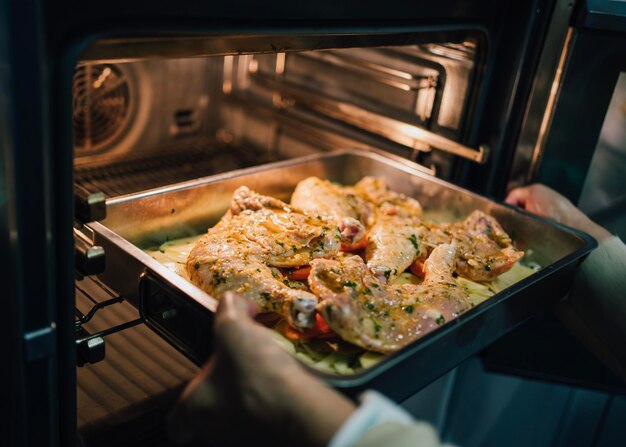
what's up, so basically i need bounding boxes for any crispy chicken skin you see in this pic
[188,186,351,329]
[423,210,524,281]
[309,244,472,354]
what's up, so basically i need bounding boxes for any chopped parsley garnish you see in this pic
[435,315,445,325]
[283,279,290,285]
[373,321,382,333]
[275,240,284,247]
[383,270,391,280]
[363,287,372,295]
[407,234,419,250]
[261,292,270,301]
[365,302,375,310]
[403,305,414,314]
[344,280,357,288]
[334,233,342,241]
[194,262,200,270]
[485,265,492,271]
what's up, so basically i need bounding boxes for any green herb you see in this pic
[322,226,329,231]
[276,240,284,248]
[485,265,492,271]
[283,279,290,285]
[320,232,326,238]
[365,302,375,310]
[407,234,419,250]
[344,280,357,288]
[331,268,341,275]
[256,268,261,273]
[404,305,414,314]
[372,283,380,289]
[261,292,270,301]
[364,287,372,295]
[194,262,200,270]
[334,233,342,241]
[383,270,391,280]
[435,315,445,325]
[373,320,382,334]
[292,245,298,252]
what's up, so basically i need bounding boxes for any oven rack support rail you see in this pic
[75,278,143,366]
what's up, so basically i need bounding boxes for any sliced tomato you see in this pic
[340,237,368,252]
[410,259,426,278]
[287,265,312,281]
[284,313,336,341]
[314,313,331,334]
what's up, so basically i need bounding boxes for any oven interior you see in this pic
[74,34,486,445]
[74,38,483,197]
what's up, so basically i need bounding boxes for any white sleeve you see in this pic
[328,391,450,447]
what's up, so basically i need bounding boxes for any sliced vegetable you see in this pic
[287,265,312,281]
[283,313,335,341]
[340,237,368,252]
[409,259,426,278]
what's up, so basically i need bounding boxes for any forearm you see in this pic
[555,236,626,380]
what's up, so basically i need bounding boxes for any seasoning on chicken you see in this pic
[187,186,353,329]
[308,244,472,354]
[365,214,426,283]
[290,176,368,243]
[422,210,524,281]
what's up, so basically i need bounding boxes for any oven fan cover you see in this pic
[73,64,137,155]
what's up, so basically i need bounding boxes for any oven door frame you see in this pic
[3,0,573,445]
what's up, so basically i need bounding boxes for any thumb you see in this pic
[505,187,527,208]
[217,292,258,324]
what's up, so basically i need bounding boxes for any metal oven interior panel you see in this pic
[88,150,595,401]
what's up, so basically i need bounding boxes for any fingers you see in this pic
[505,187,528,208]
[168,378,220,443]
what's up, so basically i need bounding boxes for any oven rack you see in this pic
[75,276,143,366]
[74,139,283,197]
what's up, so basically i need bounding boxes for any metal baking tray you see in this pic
[89,149,596,401]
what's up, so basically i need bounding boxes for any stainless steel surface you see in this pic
[251,72,488,163]
[90,151,592,388]
[509,0,575,188]
[78,32,474,65]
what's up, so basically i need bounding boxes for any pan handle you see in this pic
[139,270,214,365]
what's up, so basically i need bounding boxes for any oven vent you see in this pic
[73,64,135,155]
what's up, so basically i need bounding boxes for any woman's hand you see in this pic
[505,184,611,241]
[167,292,355,447]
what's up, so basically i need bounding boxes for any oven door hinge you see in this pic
[23,323,57,362]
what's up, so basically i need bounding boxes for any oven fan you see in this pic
[73,64,135,154]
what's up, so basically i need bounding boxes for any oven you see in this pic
[3,0,624,446]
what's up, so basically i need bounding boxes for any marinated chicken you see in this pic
[186,177,524,355]
[309,244,472,353]
[422,210,524,281]
[187,186,360,329]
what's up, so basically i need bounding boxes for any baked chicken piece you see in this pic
[365,214,426,283]
[423,210,524,281]
[351,176,423,219]
[187,186,358,329]
[308,244,472,354]
[290,176,368,242]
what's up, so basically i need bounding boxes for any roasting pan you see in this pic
[89,149,596,401]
